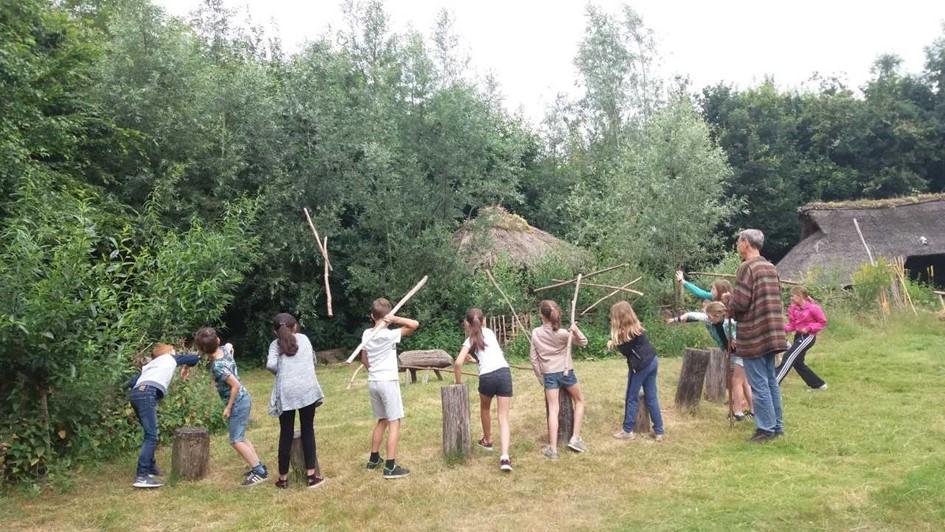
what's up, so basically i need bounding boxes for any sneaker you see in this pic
[542,446,559,460]
[810,383,828,391]
[383,464,410,479]
[733,412,746,422]
[366,458,383,470]
[653,434,664,442]
[477,438,494,451]
[612,430,636,440]
[132,475,163,488]
[749,430,775,443]
[242,470,268,487]
[567,437,587,453]
[275,478,289,489]
[306,474,327,488]
[499,457,512,472]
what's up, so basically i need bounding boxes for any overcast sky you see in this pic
[155,0,945,123]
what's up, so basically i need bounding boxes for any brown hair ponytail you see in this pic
[272,313,299,356]
[465,308,486,354]
[539,300,562,331]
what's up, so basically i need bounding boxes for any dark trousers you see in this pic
[776,333,826,388]
[129,386,160,477]
[278,402,317,475]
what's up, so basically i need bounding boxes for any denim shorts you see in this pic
[228,393,252,444]
[542,370,578,390]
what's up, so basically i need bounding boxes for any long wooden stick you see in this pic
[402,365,479,378]
[852,218,875,266]
[345,363,364,390]
[532,262,628,292]
[564,274,582,375]
[345,275,429,363]
[581,276,643,315]
[303,207,334,317]
[555,279,643,296]
[485,269,532,340]
[689,271,802,287]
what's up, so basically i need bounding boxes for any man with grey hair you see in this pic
[726,228,786,442]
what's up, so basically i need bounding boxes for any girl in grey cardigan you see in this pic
[267,313,325,489]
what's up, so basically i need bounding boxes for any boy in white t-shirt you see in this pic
[359,298,419,479]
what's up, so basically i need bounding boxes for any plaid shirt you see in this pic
[729,256,786,359]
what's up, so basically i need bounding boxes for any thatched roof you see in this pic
[453,206,590,269]
[777,195,945,283]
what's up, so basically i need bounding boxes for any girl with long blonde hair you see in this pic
[608,301,664,441]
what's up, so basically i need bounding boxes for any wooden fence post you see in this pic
[675,348,711,413]
[703,348,728,403]
[290,430,321,483]
[172,427,209,481]
[441,383,471,460]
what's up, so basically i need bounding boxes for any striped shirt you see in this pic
[729,256,786,359]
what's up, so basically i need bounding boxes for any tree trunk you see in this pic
[545,388,574,443]
[675,348,710,413]
[172,427,209,481]
[400,350,453,384]
[703,348,728,403]
[634,390,652,435]
[440,383,471,460]
[290,430,321,482]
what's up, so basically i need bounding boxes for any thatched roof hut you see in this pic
[777,194,945,286]
[453,206,590,269]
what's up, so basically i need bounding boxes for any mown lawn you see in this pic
[3,313,944,531]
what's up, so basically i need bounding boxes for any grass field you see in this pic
[3,313,944,531]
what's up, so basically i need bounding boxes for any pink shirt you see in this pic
[529,324,588,376]
[785,300,827,335]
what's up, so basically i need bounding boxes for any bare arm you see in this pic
[359,349,369,368]
[454,345,471,384]
[390,316,420,337]
[223,375,241,418]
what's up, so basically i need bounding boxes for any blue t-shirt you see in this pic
[211,345,247,403]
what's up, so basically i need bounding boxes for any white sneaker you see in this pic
[612,430,636,440]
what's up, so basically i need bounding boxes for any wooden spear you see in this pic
[563,273,582,376]
[688,271,802,287]
[553,279,643,296]
[580,276,643,315]
[345,275,429,364]
[303,207,333,317]
[532,262,629,292]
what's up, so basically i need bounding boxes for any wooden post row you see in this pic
[675,348,711,413]
[703,348,728,403]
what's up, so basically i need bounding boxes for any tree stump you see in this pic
[545,388,574,443]
[703,348,728,403]
[675,348,710,413]
[290,430,321,482]
[634,390,652,435]
[315,347,345,365]
[440,383,471,459]
[400,349,453,384]
[171,427,209,481]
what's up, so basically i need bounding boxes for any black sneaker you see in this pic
[132,474,163,488]
[366,458,383,470]
[383,464,410,479]
[275,478,289,489]
[307,474,326,489]
[242,470,268,487]
[749,429,775,443]
[499,457,512,472]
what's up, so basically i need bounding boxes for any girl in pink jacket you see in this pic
[776,286,828,389]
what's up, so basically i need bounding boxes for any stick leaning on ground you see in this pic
[345,275,429,364]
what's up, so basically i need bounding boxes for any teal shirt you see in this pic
[683,281,712,301]
[211,345,248,403]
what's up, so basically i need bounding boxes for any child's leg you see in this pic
[299,402,317,475]
[129,388,159,478]
[277,409,296,479]
[732,365,747,413]
[622,370,645,432]
[641,359,664,435]
[371,419,389,454]
[386,419,401,460]
[566,384,585,440]
[479,394,493,443]
[792,343,826,388]
[229,395,261,469]
[544,388,560,451]
[497,396,511,457]
[776,334,816,384]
